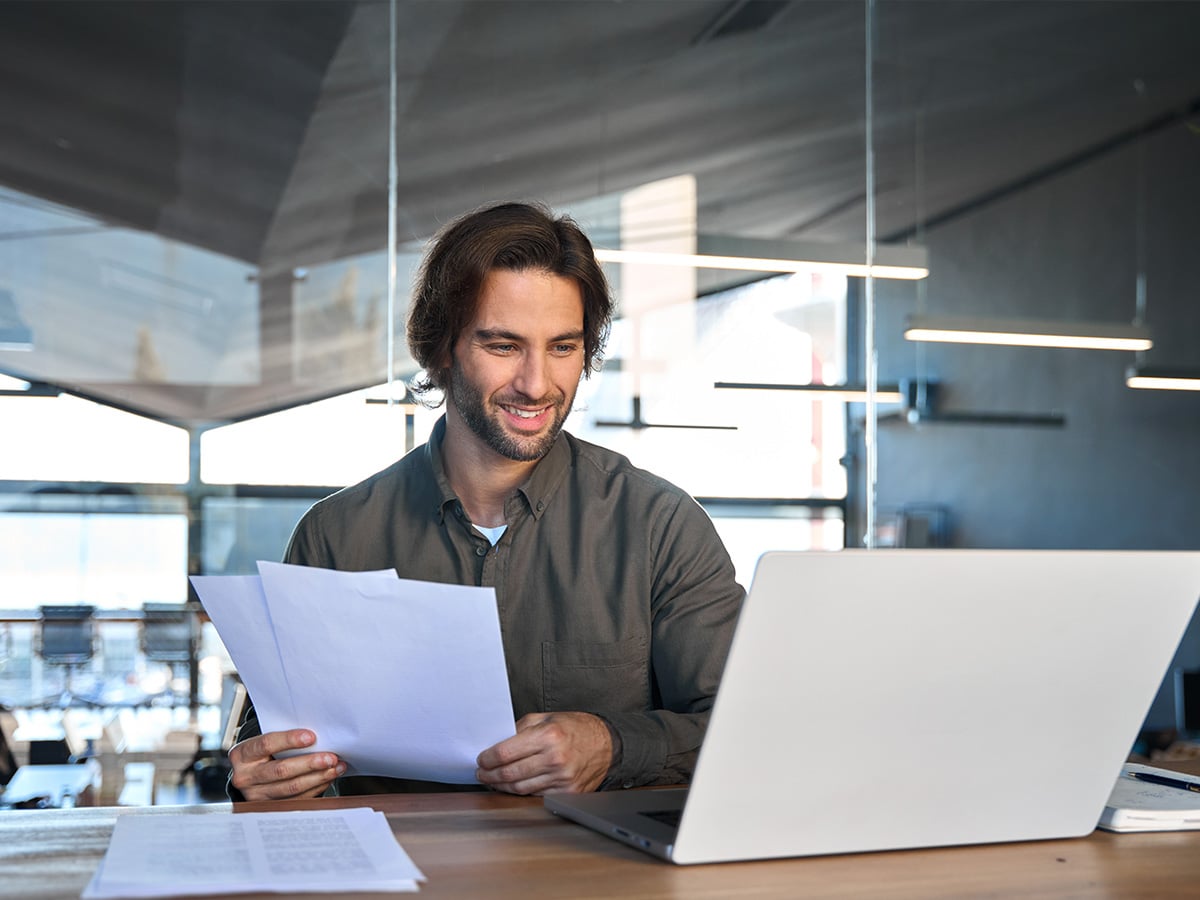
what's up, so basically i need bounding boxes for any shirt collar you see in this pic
[427,415,571,523]
[516,426,570,520]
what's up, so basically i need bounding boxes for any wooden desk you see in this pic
[2,791,1199,899]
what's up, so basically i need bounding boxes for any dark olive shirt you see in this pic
[235,416,743,795]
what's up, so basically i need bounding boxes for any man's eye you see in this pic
[553,344,579,355]
[490,343,516,353]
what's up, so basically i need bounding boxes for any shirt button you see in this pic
[623,781,634,789]
[455,502,465,517]
[475,545,487,557]
[536,501,545,512]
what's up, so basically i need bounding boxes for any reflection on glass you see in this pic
[0,186,259,388]
[200,383,438,487]
[201,497,321,576]
[292,248,423,389]
[573,271,848,502]
[712,513,845,588]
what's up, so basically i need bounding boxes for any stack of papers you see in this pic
[83,808,425,897]
[1099,763,1200,832]
[191,562,515,783]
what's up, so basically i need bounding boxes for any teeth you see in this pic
[505,406,540,419]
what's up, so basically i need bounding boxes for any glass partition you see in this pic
[1,1,1197,730]
[871,2,1200,732]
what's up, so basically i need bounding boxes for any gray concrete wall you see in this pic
[862,124,1200,728]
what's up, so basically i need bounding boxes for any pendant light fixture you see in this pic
[594,234,928,281]
[903,79,1153,356]
[1125,368,1200,391]
[714,381,905,404]
[903,315,1151,351]
[1121,85,1200,391]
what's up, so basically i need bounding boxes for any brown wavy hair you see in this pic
[406,201,612,402]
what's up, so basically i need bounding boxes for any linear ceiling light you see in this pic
[1125,366,1200,392]
[593,395,737,431]
[594,235,928,281]
[903,315,1152,351]
[715,381,905,403]
[0,379,59,397]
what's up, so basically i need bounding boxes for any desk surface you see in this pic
[2,791,1200,899]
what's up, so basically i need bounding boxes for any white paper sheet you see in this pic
[191,562,516,783]
[189,574,297,733]
[82,808,425,898]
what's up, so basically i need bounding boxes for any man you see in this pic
[229,201,743,801]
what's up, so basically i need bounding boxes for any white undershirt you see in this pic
[473,523,508,546]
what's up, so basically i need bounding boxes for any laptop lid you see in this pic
[548,550,1200,865]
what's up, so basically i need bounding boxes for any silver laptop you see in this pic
[545,550,1200,864]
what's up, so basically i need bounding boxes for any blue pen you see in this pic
[1128,770,1200,794]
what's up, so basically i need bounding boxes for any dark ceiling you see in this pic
[1,0,1199,424]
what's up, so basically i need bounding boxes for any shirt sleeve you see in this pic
[282,505,332,567]
[600,493,744,789]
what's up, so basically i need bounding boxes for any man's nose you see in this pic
[513,352,549,399]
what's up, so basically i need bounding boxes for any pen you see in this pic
[1128,770,1200,794]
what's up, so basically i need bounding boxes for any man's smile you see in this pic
[501,404,548,420]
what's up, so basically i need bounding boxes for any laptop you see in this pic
[545,549,1200,864]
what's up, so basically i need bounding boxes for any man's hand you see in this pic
[475,712,612,795]
[228,729,346,802]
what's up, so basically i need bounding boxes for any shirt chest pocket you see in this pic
[541,636,650,714]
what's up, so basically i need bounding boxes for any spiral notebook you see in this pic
[1099,763,1200,832]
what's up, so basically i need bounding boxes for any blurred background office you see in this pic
[1,0,1198,803]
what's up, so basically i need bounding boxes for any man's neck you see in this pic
[441,411,540,528]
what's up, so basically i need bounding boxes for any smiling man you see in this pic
[228,202,744,802]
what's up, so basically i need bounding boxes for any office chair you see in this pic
[139,604,194,706]
[36,606,97,708]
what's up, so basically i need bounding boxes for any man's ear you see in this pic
[431,347,455,390]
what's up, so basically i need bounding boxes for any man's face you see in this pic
[447,268,586,463]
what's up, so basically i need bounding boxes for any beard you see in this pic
[448,362,575,462]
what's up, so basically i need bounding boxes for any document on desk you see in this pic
[1098,763,1200,832]
[191,561,515,783]
[82,808,425,897]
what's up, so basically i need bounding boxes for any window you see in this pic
[0,394,188,484]
[0,495,188,609]
[199,385,440,487]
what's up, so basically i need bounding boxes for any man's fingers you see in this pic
[228,728,346,802]
[482,770,561,796]
[230,752,345,799]
[476,712,611,795]
[477,727,540,770]
[478,713,567,768]
[233,728,317,764]
[255,765,343,801]
[476,753,540,788]
[260,750,343,783]
[476,731,573,792]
